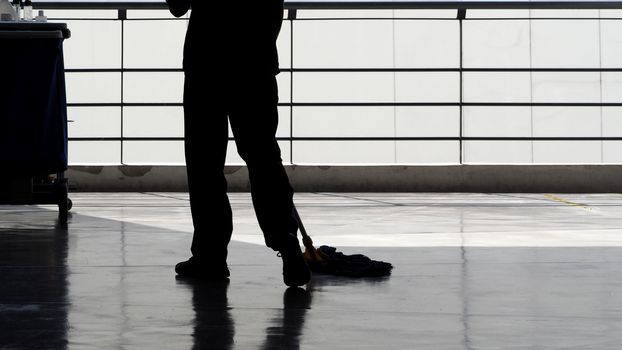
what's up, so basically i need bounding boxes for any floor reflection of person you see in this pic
[166,0,311,287]
[177,278,235,350]
[261,287,312,350]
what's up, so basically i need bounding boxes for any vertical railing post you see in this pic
[119,9,127,165]
[288,8,297,165]
[457,8,466,165]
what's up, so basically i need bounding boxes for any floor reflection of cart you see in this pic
[0,22,72,223]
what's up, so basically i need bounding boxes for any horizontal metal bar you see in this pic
[345,137,613,141]
[64,68,622,73]
[69,137,184,141]
[67,137,622,142]
[66,102,622,108]
[291,68,622,72]
[292,137,622,141]
[46,16,622,22]
[66,68,183,73]
[67,103,183,107]
[36,2,169,10]
[462,103,622,107]
[286,1,622,9]
[291,103,461,106]
[33,1,622,10]
[290,103,622,107]
[65,102,463,107]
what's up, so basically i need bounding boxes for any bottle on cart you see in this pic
[23,0,31,20]
[11,0,20,20]
[35,9,45,22]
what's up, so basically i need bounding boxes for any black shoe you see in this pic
[279,233,311,287]
[175,256,230,279]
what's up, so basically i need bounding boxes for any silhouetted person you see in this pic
[167,0,311,286]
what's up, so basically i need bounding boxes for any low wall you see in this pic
[66,165,622,193]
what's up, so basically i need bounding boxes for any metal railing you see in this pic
[37,1,622,165]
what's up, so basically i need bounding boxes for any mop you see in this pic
[293,206,393,278]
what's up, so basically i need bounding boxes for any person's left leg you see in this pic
[227,74,310,286]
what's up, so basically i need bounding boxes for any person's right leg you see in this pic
[228,74,310,286]
[176,71,232,279]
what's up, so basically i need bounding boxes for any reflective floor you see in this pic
[3,193,622,349]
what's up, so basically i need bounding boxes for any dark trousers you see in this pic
[183,71,297,262]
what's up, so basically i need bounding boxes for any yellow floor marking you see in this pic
[544,194,592,212]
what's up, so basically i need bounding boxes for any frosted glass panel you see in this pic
[68,107,121,138]
[277,106,291,138]
[530,10,600,18]
[47,10,118,20]
[532,73,601,103]
[464,141,532,164]
[603,142,622,163]
[602,73,622,103]
[226,142,244,165]
[463,73,531,103]
[294,72,393,103]
[124,20,187,69]
[123,72,184,103]
[601,21,622,68]
[280,141,292,164]
[466,10,530,18]
[531,20,600,68]
[127,10,183,19]
[297,10,393,19]
[66,73,121,103]
[63,20,121,69]
[277,73,292,103]
[294,73,458,104]
[227,141,291,165]
[393,10,458,18]
[293,141,395,164]
[532,107,601,137]
[533,141,602,164]
[463,107,531,137]
[395,72,460,103]
[293,107,394,137]
[123,107,184,137]
[394,20,459,68]
[68,141,121,165]
[396,141,460,164]
[123,141,185,165]
[603,107,622,137]
[294,20,393,68]
[463,20,530,68]
[276,22,291,69]
[395,107,460,137]
[600,10,622,18]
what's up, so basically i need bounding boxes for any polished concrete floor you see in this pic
[3,192,622,349]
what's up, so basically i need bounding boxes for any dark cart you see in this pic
[0,22,72,223]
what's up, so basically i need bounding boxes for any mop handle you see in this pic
[292,205,314,247]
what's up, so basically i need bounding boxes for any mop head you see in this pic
[305,245,393,278]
